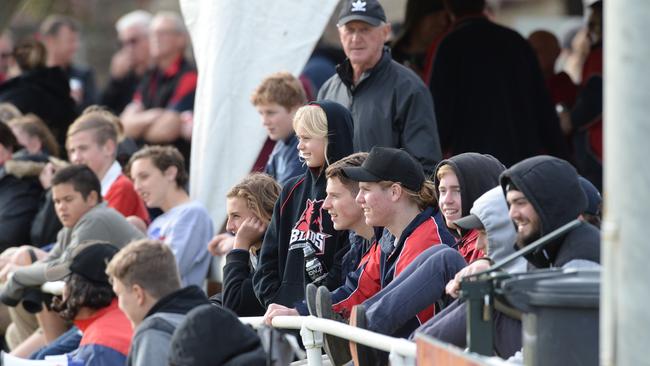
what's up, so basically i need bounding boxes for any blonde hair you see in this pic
[67,107,123,155]
[8,114,60,157]
[227,173,280,225]
[379,180,438,210]
[293,105,329,165]
[436,164,456,181]
[251,71,307,110]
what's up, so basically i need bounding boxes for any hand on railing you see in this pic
[263,303,299,325]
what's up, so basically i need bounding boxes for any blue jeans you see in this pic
[30,326,82,359]
[363,245,467,337]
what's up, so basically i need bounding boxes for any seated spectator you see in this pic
[128,145,213,287]
[40,15,97,112]
[0,38,77,151]
[252,101,353,309]
[65,107,149,222]
[208,173,280,316]
[8,114,60,158]
[0,165,143,356]
[206,72,308,257]
[168,304,266,366]
[0,31,14,83]
[106,239,209,366]
[578,176,601,228]
[45,242,132,365]
[0,102,22,123]
[252,72,307,186]
[433,153,505,263]
[121,11,196,164]
[0,123,43,250]
[100,10,152,115]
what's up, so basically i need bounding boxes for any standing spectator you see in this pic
[65,108,149,222]
[40,15,97,112]
[121,12,197,164]
[106,239,209,366]
[391,0,450,80]
[0,31,14,83]
[430,0,568,167]
[318,0,442,173]
[128,145,213,287]
[0,39,77,152]
[101,10,152,115]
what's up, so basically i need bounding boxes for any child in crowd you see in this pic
[8,114,60,157]
[128,145,213,287]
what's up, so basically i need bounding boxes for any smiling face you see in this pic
[338,20,389,72]
[225,196,258,234]
[295,123,326,169]
[323,177,364,231]
[506,189,541,248]
[66,130,114,178]
[130,157,173,210]
[356,181,395,227]
[52,182,97,228]
[438,170,462,228]
[257,103,296,141]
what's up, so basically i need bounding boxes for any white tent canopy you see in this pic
[180,0,339,228]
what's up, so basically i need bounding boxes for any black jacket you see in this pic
[0,67,77,153]
[431,17,568,167]
[220,249,265,316]
[253,100,354,308]
[500,155,600,268]
[0,156,46,251]
[318,47,441,173]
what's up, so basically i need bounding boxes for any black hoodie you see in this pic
[500,155,600,268]
[253,100,354,308]
[0,67,77,152]
[433,153,505,261]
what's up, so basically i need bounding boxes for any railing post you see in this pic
[389,348,416,366]
[300,323,323,366]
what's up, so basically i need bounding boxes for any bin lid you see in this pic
[500,269,600,311]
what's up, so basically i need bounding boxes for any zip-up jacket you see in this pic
[331,207,455,326]
[318,47,441,174]
[253,101,354,308]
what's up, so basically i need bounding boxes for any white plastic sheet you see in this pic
[180,0,338,228]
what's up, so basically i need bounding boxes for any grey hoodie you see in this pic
[469,187,526,273]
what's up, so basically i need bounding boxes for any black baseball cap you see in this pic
[338,0,387,27]
[45,241,119,285]
[342,147,424,191]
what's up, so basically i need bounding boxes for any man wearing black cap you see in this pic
[318,0,442,174]
[313,147,454,365]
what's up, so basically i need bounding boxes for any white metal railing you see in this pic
[240,315,417,366]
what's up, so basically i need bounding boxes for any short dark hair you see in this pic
[325,152,368,196]
[40,14,80,37]
[51,165,102,203]
[0,122,18,151]
[128,145,189,189]
[444,0,485,16]
[51,273,114,321]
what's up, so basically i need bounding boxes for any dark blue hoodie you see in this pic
[253,100,354,308]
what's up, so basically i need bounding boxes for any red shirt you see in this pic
[105,174,150,223]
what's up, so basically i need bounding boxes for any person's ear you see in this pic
[390,183,403,202]
[382,23,392,42]
[86,190,99,206]
[133,284,146,306]
[103,139,117,158]
[164,166,178,184]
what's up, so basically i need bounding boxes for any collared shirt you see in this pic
[264,134,305,186]
[100,161,122,197]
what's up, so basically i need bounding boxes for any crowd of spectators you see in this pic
[0,0,604,365]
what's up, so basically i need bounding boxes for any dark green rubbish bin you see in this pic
[500,269,600,366]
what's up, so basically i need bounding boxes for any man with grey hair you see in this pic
[318,0,441,174]
[120,12,196,164]
[100,10,152,114]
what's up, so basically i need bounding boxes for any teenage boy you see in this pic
[251,71,307,186]
[128,145,214,287]
[0,165,143,354]
[65,107,149,222]
[106,239,209,366]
